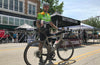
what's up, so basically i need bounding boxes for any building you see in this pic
[0,0,40,30]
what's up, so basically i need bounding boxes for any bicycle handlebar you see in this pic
[55,29,71,36]
[34,28,71,37]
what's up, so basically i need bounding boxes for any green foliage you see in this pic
[84,17,100,28]
[40,0,64,14]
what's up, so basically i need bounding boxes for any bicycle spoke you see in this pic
[24,41,48,65]
[57,40,74,61]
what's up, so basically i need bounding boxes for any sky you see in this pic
[59,0,100,21]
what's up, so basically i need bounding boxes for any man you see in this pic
[13,32,17,43]
[36,2,58,62]
[82,29,87,43]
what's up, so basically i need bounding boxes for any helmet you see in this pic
[43,2,49,6]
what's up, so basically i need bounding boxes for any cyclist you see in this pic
[36,2,58,62]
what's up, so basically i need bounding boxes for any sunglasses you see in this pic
[43,6,49,8]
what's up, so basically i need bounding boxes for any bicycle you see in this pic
[24,29,74,65]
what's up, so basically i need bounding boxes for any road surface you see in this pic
[0,43,100,65]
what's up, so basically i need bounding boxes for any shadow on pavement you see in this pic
[82,42,100,45]
[74,45,85,49]
[46,60,76,65]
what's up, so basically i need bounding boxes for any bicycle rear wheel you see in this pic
[24,41,48,65]
[57,39,74,61]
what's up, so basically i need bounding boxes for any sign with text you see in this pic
[0,30,5,38]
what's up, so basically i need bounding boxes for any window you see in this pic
[28,3,36,16]
[0,0,2,8]
[9,0,13,10]
[29,4,32,14]
[3,16,8,24]
[9,17,14,25]
[19,1,23,12]
[15,0,18,11]
[1,0,24,13]
[20,19,24,25]
[4,0,8,9]
[15,18,19,26]
[32,5,35,15]
[30,20,33,26]
[25,20,29,24]
[0,16,1,24]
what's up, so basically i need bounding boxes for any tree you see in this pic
[40,0,64,14]
[84,17,100,28]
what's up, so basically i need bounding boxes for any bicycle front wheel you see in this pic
[24,41,48,65]
[57,39,74,61]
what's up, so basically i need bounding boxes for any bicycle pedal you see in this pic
[39,62,45,65]
[42,54,47,56]
[48,57,56,61]
[52,58,56,61]
[35,51,41,58]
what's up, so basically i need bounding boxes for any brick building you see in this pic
[0,0,40,30]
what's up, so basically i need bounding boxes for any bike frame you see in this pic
[40,31,65,52]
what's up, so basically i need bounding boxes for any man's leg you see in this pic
[38,43,43,63]
[38,32,45,63]
[39,43,43,54]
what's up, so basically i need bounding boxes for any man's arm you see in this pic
[49,22,58,29]
[36,20,41,29]
[36,13,41,29]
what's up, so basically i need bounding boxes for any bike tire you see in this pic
[57,39,74,61]
[24,41,48,65]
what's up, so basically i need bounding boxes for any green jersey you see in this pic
[37,12,51,22]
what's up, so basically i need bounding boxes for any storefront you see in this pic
[0,0,40,30]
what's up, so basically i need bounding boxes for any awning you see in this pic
[0,24,17,29]
[51,12,80,27]
[67,23,95,30]
[16,23,35,30]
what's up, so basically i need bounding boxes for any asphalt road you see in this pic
[0,43,100,65]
